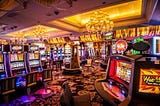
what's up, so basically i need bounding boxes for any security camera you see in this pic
[54,11,59,15]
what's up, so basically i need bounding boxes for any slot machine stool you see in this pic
[35,68,52,96]
[0,77,16,106]
[21,72,37,103]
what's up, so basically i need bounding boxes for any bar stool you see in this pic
[21,72,37,103]
[35,68,52,96]
[0,76,16,106]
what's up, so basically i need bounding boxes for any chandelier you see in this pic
[7,31,27,44]
[86,10,114,34]
[25,25,50,42]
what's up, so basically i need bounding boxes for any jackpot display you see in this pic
[116,61,132,83]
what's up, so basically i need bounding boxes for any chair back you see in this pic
[42,68,52,82]
[60,81,73,106]
[0,77,16,95]
[26,72,37,88]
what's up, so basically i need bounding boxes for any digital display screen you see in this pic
[11,62,24,69]
[139,68,160,94]
[0,64,4,71]
[34,53,39,59]
[0,54,3,62]
[153,37,160,55]
[12,45,23,51]
[29,53,39,60]
[40,50,46,55]
[116,61,132,83]
[11,54,18,61]
[17,53,23,61]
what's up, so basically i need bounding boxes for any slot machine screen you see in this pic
[0,54,3,62]
[116,61,132,83]
[17,53,23,61]
[34,53,39,59]
[0,64,4,71]
[40,50,46,55]
[29,53,33,60]
[139,68,160,94]
[11,54,18,61]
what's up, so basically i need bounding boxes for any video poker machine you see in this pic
[95,54,160,106]
[6,45,28,87]
[0,45,8,80]
[27,45,43,81]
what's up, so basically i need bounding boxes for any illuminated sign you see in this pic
[139,69,160,94]
[115,40,128,54]
[152,36,160,55]
[12,45,23,51]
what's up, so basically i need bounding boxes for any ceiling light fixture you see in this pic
[86,10,114,34]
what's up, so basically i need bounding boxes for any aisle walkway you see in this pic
[1,63,106,106]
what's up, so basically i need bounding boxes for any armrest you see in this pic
[73,94,92,106]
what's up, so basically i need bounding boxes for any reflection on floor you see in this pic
[1,63,106,106]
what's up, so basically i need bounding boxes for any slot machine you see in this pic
[7,45,28,87]
[27,45,43,81]
[0,45,8,80]
[95,54,160,106]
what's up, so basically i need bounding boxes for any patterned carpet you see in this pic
[0,63,106,106]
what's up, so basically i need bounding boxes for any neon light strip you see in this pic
[152,36,160,55]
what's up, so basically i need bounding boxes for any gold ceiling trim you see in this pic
[49,20,80,32]
[49,0,145,33]
[6,25,59,38]
[58,0,142,27]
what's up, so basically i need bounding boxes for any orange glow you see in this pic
[139,69,160,94]
[59,0,142,27]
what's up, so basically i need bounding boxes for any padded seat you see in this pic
[60,81,92,106]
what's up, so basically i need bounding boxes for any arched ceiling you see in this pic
[0,0,159,40]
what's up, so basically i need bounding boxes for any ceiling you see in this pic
[0,0,159,40]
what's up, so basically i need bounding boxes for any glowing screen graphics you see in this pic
[12,45,23,51]
[0,64,4,71]
[40,50,46,55]
[11,54,18,61]
[34,53,39,59]
[112,44,116,54]
[116,61,132,83]
[153,37,160,55]
[139,69,160,94]
[17,53,23,61]
[115,40,128,54]
[0,54,3,62]
[11,54,23,61]
[29,53,39,60]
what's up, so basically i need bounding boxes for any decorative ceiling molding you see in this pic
[0,0,28,17]
[33,0,61,7]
